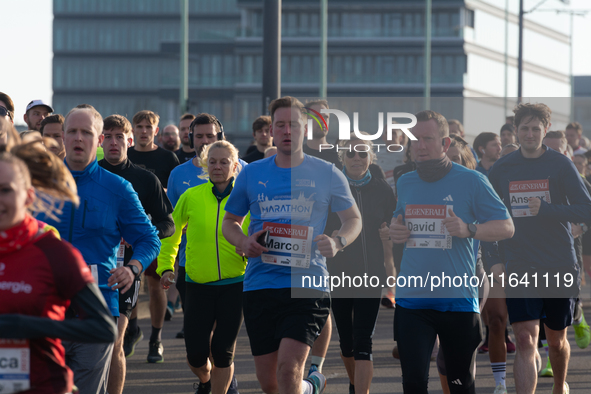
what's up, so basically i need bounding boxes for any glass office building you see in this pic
[53,0,573,145]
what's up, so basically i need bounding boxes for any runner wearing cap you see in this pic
[24,100,53,131]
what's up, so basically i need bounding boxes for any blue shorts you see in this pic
[506,297,576,330]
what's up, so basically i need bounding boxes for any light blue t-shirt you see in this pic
[393,163,510,313]
[167,158,248,267]
[225,155,355,292]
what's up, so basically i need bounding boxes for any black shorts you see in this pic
[243,288,330,356]
[119,277,141,319]
[506,297,576,330]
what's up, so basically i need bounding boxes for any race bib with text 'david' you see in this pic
[509,179,551,217]
[405,204,452,249]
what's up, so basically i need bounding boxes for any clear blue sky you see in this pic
[2,0,590,127]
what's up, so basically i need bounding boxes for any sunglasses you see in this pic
[0,106,11,119]
[346,151,368,159]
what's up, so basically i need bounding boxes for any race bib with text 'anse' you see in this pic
[405,204,452,249]
[261,222,314,268]
[509,179,551,217]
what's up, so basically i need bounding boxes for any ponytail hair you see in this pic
[1,138,79,220]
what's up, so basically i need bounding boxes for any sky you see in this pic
[2,0,590,127]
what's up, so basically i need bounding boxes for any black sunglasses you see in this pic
[346,151,368,159]
[0,106,11,119]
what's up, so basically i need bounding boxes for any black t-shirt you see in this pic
[175,148,195,163]
[244,145,258,156]
[99,158,174,263]
[128,146,180,187]
[303,144,342,169]
[242,149,266,163]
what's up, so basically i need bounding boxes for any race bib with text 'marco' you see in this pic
[0,339,30,393]
[261,222,314,268]
[405,204,452,249]
[509,179,551,217]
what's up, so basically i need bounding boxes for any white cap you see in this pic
[26,99,53,113]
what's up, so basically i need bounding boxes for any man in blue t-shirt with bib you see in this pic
[389,110,513,394]
[223,96,361,394]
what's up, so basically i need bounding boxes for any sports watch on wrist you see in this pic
[335,235,347,251]
[127,264,140,279]
[467,223,477,238]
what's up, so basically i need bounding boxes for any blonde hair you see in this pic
[1,139,79,221]
[337,132,377,164]
[198,141,242,180]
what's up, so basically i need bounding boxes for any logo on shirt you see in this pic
[295,179,316,187]
[259,180,269,188]
[451,379,463,386]
[258,192,315,220]
[443,195,453,202]
[0,281,32,294]
[183,181,191,187]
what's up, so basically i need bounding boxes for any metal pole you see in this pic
[179,0,189,114]
[319,0,327,98]
[518,0,524,103]
[424,0,431,110]
[570,12,574,121]
[504,0,509,118]
[262,0,281,115]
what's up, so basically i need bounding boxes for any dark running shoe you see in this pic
[194,380,211,394]
[176,329,185,339]
[123,327,143,358]
[147,340,164,363]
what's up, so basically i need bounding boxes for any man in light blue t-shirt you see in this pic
[223,96,361,394]
[389,110,513,394]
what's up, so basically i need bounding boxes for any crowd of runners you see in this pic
[0,89,590,394]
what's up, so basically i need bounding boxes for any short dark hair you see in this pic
[191,113,221,135]
[103,114,132,136]
[180,113,195,122]
[513,103,551,129]
[415,110,449,137]
[40,114,65,134]
[545,130,566,140]
[252,116,271,134]
[0,92,15,120]
[268,96,305,122]
[473,132,499,159]
[500,123,515,134]
[566,122,583,135]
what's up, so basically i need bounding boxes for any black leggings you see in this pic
[176,265,186,312]
[394,306,482,394]
[331,297,381,361]
[184,281,244,368]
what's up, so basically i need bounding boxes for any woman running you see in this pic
[0,137,117,394]
[327,133,396,394]
[157,140,248,394]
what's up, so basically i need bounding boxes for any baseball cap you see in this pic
[26,99,54,113]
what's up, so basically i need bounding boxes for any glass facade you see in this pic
[54,0,238,14]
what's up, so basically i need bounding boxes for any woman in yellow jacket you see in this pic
[157,140,249,394]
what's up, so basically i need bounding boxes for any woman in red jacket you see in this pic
[0,137,117,394]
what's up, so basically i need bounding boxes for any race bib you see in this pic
[0,339,30,393]
[260,223,314,268]
[405,204,452,249]
[90,264,99,283]
[509,179,551,217]
[116,239,125,269]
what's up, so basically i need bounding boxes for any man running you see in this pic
[389,110,513,394]
[488,103,591,394]
[223,96,362,394]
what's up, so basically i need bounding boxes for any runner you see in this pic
[389,110,513,394]
[0,138,117,394]
[242,116,272,163]
[473,132,502,177]
[500,124,517,147]
[34,105,160,394]
[158,141,248,394]
[125,110,179,364]
[176,113,196,163]
[98,114,175,394]
[488,103,591,394]
[327,133,396,394]
[222,96,362,394]
[40,114,66,159]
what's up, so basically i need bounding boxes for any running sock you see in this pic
[150,326,162,343]
[491,362,506,388]
[542,339,549,356]
[127,317,138,336]
[302,379,314,394]
[310,356,325,373]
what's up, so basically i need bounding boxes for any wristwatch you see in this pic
[335,235,347,251]
[127,264,140,279]
[467,223,477,238]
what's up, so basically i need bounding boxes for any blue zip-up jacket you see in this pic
[35,159,160,316]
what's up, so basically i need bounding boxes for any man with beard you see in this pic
[159,124,181,152]
[242,116,272,163]
[473,132,502,177]
[176,113,196,163]
[24,99,53,131]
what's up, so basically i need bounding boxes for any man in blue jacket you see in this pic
[35,105,160,394]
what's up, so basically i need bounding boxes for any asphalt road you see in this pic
[123,287,591,394]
